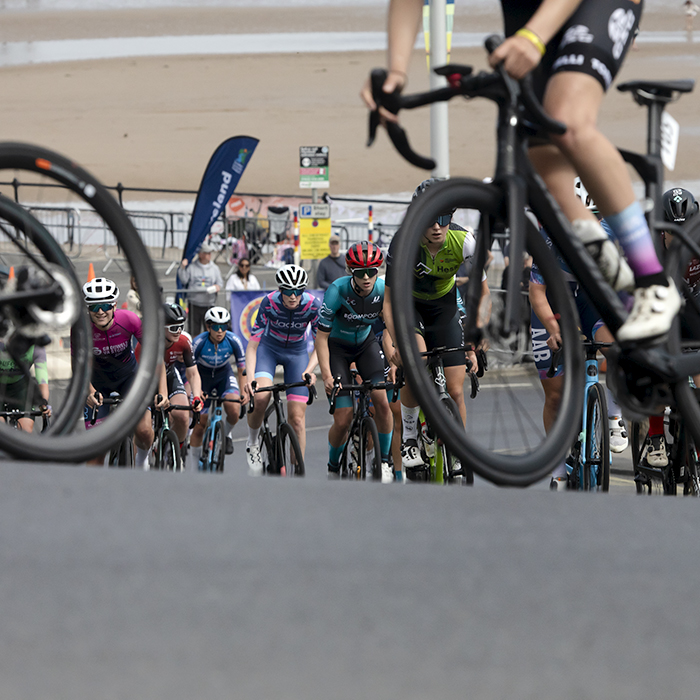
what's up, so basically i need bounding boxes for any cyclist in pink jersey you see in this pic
[80,278,168,467]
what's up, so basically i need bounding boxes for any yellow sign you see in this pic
[300,217,331,260]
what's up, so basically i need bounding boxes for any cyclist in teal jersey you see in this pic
[316,241,394,483]
[0,342,51,432]
[384,179,491,471]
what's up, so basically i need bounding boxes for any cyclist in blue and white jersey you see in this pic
[316,241,394,483]
[190,306,246,467]
[244,264,321,473]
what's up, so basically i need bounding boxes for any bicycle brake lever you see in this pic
[307,384,317,406]
[470,372,479,400]
[477,348,488,378]
[547,347,563,378]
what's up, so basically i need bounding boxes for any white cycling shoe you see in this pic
[609,417,629,453]
[401,438,423,468]
[616,281,682,343]
[246,442,263,474]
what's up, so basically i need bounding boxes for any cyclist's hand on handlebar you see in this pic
[304,372,317,387]
[546,333,562,352]
[87,391,102,409]
[361,69,405,123]
[191,396,204,413]
[323,373,336,396]
[488,33,544,80]
[389,345,403,368]
[41,403,52,417]
[466,349,478,375]
[154,394,170,410]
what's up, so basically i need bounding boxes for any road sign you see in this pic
[300,146,329,189]
[299,217,331,260]
[299,203,331,219]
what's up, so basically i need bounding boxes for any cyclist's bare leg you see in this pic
[134,409,154,451]
[246,377,272,431]
[329,407,353,450]
[287,400,307,456]
[223,392,240,429]
[170,392,189,443]
[396,332,427,409]
[540,375,563,434]
[444,364,467,425]
[18,417,35,433]
[370,389,393,435]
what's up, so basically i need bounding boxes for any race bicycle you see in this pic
[367,36,700,486]
[198,389,244,473]
[329,372,397,481]
[149,401,197,472]
[90,392,133,467]
[248,374,317,477]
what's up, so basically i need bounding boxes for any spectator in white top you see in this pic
[177,242,224,336]
[226,258,261,292]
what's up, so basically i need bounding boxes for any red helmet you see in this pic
[345,241,384,269]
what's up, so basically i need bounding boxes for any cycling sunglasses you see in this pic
[281,288,304,297]
[434,213,453,227]
[352,267,379,279]
[165,323,185,333]
[87,303,115,313]
[209,323,228,331]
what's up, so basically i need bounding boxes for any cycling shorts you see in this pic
[166,366,186,399]
[415,290,467,369]
[83,371,136,430]
[329,334,386,409]
[199,364,239,414]
[502,0,642,95]
[255,341,310,402]
[531,282,604,379]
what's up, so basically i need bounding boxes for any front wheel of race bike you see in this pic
[585,383,610,491]
[360,416,382,481]
[390,178,583,486]
[212,420,225,473]
[278,422,304,476]
[160,428,182,472]
[261,426,277,475]
[0,142,163,462]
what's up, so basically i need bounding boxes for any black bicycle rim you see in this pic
[585,383,609,492]
[279,422,304,477]
[360,416,382,481]
[161,428,181,472]
[212,421,225,472]
[390,178,583,486]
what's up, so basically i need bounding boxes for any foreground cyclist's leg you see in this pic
[287,400,308,456]
[283,349,314,456]
[246,375,271,473]
[396,332,427,469]
[328,406,353,475]
[539,71,679,341]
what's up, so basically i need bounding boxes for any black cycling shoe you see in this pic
[225,436,234,455]
[327,463,340,480]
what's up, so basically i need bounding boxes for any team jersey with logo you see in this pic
[318,276,385,345]
[192,330,246,370]
[0,344,48,385]
[386,224,484,301]
[250,291,321,350]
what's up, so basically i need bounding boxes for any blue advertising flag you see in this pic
[181,135,259,263]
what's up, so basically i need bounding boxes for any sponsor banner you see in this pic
[229,289,325,354]
[182,135,259,263]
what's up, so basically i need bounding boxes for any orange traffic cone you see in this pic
[87,262,95,282]
[7,266,14,280]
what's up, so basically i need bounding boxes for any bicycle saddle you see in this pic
[617,79,695,104]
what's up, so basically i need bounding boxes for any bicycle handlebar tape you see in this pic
[484,34,503,54]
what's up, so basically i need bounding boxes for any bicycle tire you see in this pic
[109,435,134,468]
[160,428,182,472]
[278,422,304,477]
[260,426,277,475]
[212,420,225,473]
[0,142,163,462]
[390,178,583,486]
[440,395,473,485]
[360,416,382,481]
[585,383,610,492]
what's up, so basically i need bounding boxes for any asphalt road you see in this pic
[4,256,699,699]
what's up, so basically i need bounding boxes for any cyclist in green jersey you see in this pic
[384,179,491,471]
[0,342,51,432]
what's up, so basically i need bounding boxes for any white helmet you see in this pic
[276,264,308,291]
[83,277,119,304]
[574,177,597,213]
[204,306,231,325]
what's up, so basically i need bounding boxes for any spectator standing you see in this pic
[685,1,699,32]
[316,235,346,290]
[226,257,261,292]
[177,242,224,336]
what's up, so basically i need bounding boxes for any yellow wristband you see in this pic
[515,27,546,56]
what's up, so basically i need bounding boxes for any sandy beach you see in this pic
[0,4,697,200]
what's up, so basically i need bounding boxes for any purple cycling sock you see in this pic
[605,201,663,280]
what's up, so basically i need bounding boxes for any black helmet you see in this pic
[163,302,186,325]
[412,178,437,200]
[662,187,699,224]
